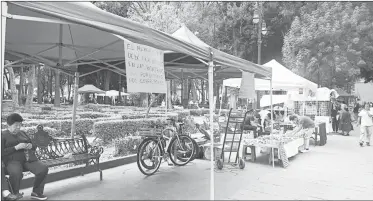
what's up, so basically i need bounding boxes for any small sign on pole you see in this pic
[124,41,166,93]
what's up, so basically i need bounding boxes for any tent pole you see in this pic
[270,77,274,168]
[71,72,80,138]
[208,49,214,201]
[1,2,8,103]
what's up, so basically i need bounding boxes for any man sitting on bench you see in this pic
[1,113,49,200]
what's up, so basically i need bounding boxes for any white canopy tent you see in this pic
[96,90,129,97]
[355,82,373,102]
[77,84,105,94]
[260,95,288,107]
[223,59,318,93]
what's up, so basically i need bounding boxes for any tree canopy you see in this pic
[93,1,373,89]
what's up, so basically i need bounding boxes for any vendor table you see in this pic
[242,133,305,168]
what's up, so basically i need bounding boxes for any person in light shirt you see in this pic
[288,115,315,153]
[358,102,373,147]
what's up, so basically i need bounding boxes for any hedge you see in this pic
[1,126,61,138]
[22,126,61,138]
[23,118,95,136]
[113,136,142,157]
[93,118,169,142]
[122,112,178,120]
[189,109,210,116]
[175,110,190,121]
[78,112,111,119]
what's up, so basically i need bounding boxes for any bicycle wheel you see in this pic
[137,138,162,176]
[169,135,195,166]
[178,135,199,162]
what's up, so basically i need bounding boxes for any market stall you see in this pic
[241,119,326,168]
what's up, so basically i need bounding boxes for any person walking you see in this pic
[331,101,339,133]
[353,102,360,122]
[358,103,373,147]
[339,105,353,136]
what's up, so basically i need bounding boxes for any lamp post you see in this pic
[252,1,267,65]
[253,1,267,109]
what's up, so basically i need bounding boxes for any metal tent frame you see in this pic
[1,2,275,200]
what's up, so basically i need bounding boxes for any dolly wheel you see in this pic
[239,158,245,169]
[216,159,223,170]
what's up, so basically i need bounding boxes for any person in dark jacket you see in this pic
[339,105,353,136]
[331,101,340,133]
[1,113,49,200]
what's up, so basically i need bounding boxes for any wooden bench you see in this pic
[32,125,104,180]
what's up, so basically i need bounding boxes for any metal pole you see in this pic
[208,50,214,201]
[257,1,263,65]
[270,77,274,168]
[1,2,8,104]
[71,72,79,138]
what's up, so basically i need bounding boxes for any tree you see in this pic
[5,61,19,108]
[282,2,373,90]
[25,65,36,110]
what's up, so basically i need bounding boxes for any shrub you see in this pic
[78,112,111,119]
[175,110,190,121]
[22,126,61,138]
[121,112,178,120]
[23,118,95,136]
[216,109,230,115]
[189,109,202,116]
[41,106,52,111]
[93,118,169,142]
[113,136,142,157]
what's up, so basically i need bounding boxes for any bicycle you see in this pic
[161,118,202,161]
[136,119,195,176]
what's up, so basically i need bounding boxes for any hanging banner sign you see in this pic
[124,41,166,93]
[239,72,255,99]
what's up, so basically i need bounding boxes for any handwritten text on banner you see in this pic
[124,41,166,93]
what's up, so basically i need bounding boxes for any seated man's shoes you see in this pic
[3,193,20,201]
[31,192,47,200]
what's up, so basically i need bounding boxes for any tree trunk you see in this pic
[4,69,10,91]
[6,62,19,108]
[146,94,161,118]
[37,66,42,104]
[48,68,53,98]
[25,65,36,110]
[104,70,112,104]
[140,93,148,107]
[67,76,72,101]
[201,79,205,104]
[18,68,24,105]
[54,69,61,107]
[182,79,189,108]
[118,75,122,103]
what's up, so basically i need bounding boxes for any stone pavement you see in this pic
[215,127,373,200]
[21,127,373,200]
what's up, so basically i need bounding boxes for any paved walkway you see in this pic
[21,127,373,200]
